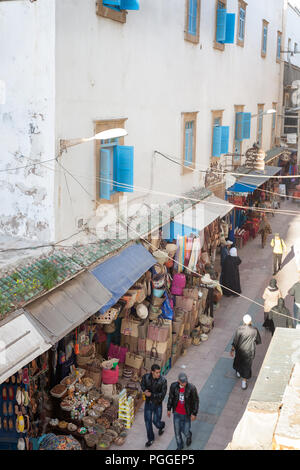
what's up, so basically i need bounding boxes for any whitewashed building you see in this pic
[0,0,288,244]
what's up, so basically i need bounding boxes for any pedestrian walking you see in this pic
[220,239,233,268]
[230,315,262,390]
[258,215,272,248]
[268,298,293,336]
[262,278,282,329]
[270,233,287,275]
[141,364,167,447]
[288,278,300,328]
[167,373,199,451]
[221,247,242,297]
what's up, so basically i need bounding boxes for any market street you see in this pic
[110,199,300,451]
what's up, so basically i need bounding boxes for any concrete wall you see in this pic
[54,0,284,241]
[0,0,56,242]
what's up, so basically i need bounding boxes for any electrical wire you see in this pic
[154,149,300,179]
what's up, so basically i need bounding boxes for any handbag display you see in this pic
[175,296,194,312]
[138,319,149,340]
[108,343,128,364]
[101,383,117,399]
[125,352,144,370]
[102,365,119,385]
[147,318,168,342]
[144,347,163,370]
[121,315,140,337]
[120,334,138,353]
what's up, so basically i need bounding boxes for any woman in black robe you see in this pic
[231,314,261,390]
[221,247,242,297]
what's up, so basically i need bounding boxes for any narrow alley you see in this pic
[112,199,300,451]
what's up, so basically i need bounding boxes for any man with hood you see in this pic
[230,315,262,390]
[167,373,199,450]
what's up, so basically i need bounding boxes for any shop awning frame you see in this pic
[226,165,281,195]
[91,244,157,314]
[0,309,52,384]
[25,271,112,345]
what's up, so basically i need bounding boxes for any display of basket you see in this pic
[82,416,96,428]
[67,423,77,432]
[58,421,68,430]
[92,304,122,325]
[152,250,169,265]
[84,433,99,448]
[77,345,95,366]
[82,377,95,391]
[151,295,165,307]
[60,375,77,387]
[50,384,67,398]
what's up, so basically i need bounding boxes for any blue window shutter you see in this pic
[235,113,244,141]
[263,26,267,52]
[114,145,134,192]
[221,126,229,154]
[120,0,140,10]
[184,123,193,166]
[242,113,251,139]
[100,149,111,200]
[188,0,197,35]
[103,0,121,6]
[277,35,281,58]
[216,8,227,43]
[238,8,245,40]
[212,126,222,157]
[223,13,235,44]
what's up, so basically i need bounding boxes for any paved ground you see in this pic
[111,199,300,451]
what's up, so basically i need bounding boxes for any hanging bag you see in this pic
[108,343,128,364]
[125,352,144,370]
[144,347,163,370]
[161,296,174,321]
[138,319,149,340]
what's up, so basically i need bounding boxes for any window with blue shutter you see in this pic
[223,14,235,44]
[120,0,140,10]
[242,112,251,139]
[236,112,251,141]
[235,113,244,141]
[212,126,222,157]
[188,0,197,36]
[216,8,227,43]
[103,0,140,11]
[184,121,194,166]
[114,145,134,192]
[277,34,281,59]
[213,125,229,157]
[238,7,245,41]
[217,9,236,44]
[100,149,111,200]
[221,126,229,154]
[262,25,268,53]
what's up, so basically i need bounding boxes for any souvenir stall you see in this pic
[0,352,51,451]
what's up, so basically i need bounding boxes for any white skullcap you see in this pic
[243,314,252,325]
[230,247,237,257]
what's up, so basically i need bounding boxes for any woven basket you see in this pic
[84,434,99,448]
[93,305,121,325]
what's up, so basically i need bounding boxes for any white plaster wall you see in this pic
[285,3,300,68]
[0,0,56,242]
[54,0,284,241]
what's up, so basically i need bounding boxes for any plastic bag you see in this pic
[161,295,174,320]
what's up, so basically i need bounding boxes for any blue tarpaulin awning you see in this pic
[227,166,281,195]
[90,244,156,314]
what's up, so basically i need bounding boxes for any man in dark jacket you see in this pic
[167,373,199,450]
[141,364,167,447]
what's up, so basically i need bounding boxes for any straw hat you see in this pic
[136,303,148,320]
[165,244,177,255]
[201,274,215,285]
[153,250,169,265]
